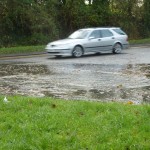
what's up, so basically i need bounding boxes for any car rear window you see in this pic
[113,29,126,35]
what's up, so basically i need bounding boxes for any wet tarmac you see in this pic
[0,62,149,104]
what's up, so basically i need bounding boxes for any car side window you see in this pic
[89,30,101,39]
[101,29,113,38]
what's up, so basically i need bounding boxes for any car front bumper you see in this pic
[46,48,72,56]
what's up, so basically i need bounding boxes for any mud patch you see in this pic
[0,64,52,76]
[0,63,149,103]
[70,86,150,104]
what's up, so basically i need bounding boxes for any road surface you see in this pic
[0,47,150,103]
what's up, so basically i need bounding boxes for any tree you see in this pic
[109,0,144,38]
[0,0,150,47]
[0,0,59,46]
[90,0,111,26]
[143,0,150,37]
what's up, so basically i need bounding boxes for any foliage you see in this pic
[143,0,150,37]
[0,0,59,47]
[0,0,150,47]
[0,96,150,149]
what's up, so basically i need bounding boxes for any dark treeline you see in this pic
[0,0,150,47]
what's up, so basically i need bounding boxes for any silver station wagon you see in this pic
[45,27,129,58]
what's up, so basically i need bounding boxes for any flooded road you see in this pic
[0,48,150,103]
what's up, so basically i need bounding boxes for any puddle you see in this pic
[0,63,149,104]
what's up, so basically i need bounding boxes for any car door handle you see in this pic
[112,37,115,39]
[98,38,101,41]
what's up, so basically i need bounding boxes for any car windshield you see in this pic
[68,29,91,39]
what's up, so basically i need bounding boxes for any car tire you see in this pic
[95,52,101,55]
[72,46,83,58]
[113,43,122,54]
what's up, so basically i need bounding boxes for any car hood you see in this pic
[49,38,84,45]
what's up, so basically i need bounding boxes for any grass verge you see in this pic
[130,38,150,45]
[0,96,149,150]
[0,45,45,55]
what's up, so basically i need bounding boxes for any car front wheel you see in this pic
[113,43,122,54]
[72,46,83,58]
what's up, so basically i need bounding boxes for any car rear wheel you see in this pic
[113,43,122,54]
[72,46,83,58]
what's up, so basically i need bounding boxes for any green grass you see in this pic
[130,38,150,45]
[0,45,45,55]
[0,96,149,150]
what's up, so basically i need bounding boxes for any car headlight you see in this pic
[46,43,73,49]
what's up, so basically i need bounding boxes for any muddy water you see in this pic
[0,63,149,103]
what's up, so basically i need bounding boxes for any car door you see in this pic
[99,29,115,52]
[84,30,102,53]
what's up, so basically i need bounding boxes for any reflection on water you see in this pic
[0,63,149,103]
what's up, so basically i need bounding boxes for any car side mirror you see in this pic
[88,37,95,40]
